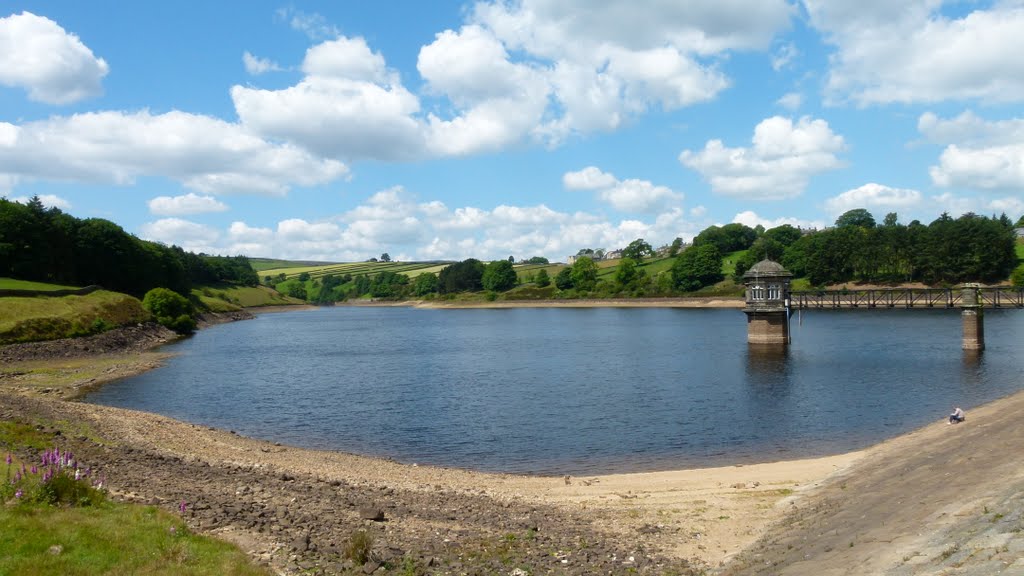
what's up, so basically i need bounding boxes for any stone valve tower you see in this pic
[742,259,793,345]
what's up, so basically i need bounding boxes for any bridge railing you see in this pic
[789,286,1023,309]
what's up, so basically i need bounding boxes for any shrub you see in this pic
[3,447,106,507]
[1012,265,1024,287]
[345,530,374,564]
[142,288,196,334]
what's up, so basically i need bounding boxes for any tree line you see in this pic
[723,209,1019,286]
[0,196,258,297]
[270,208,1021,305]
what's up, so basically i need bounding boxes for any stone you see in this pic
[360,507,386,521]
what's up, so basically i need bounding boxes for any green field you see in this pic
[194,285,303,309]
[261,260,450,281]
[1016,240,1024,261]
[0,278,81,291]
[248,258,338,272]
[0,291,151,344]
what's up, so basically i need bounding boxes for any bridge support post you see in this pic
[959,283,984,351]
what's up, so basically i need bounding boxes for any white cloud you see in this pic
[233,37,426,161]
[9,194,72,210]
[243,52,282,75]
[237,2,796,160]
[563,166,618,190]
[563,166,684,213]
[0,12,108,104]
[146,185,704,262]
[807,1,1024,105]
[988,196,1024,217]
[276,7,340,41]
[0,111,348,196]
[148,193,229,216]
[139,218,220,253]
[771,42,798,71]
[921,111,1024,190]
[823,183,923,216]
[776,92,802,110]
[732,210,824,230]
[679,116,845,199]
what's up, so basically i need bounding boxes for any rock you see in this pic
[48,544,63,555]
[362,560,381,574]
[360,507,386,521]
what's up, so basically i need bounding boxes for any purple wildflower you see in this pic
[30,466,37,475]
[4,454,10,465]
[14,489,22,499]
[179,500,188,514]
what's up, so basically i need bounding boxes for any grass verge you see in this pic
[0,278,81,291]
[0,503,267,576]
[0,291,150,344]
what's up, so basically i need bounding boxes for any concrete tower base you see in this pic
[744,310,789,345]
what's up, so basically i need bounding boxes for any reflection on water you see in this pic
[84,307,1024,475]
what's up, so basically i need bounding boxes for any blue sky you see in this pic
[2,1,1023,262]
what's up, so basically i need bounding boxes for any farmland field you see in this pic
[249,258,337,272]
[261,261,450,280]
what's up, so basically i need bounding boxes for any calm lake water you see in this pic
[84,306,1024,475]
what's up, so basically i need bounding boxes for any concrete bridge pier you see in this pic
[960,283,984,351]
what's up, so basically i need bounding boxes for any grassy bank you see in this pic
[0,422,266,576]
[192,285,303,312]
[0,290,151,345]
[0,278,81,291]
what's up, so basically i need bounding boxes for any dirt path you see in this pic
[722,391,1024,575]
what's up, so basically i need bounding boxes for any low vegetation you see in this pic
[0,427,265,576]
[0,290,150,345]
[0,278,80,291]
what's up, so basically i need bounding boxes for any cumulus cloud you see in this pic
[236,1,796,160]
[148,193,229,216]
[0,11,109,104]
[148,186,703,262]
[732,210,824,231]
[679,116,845,199]
[988,196,1024,218]
[921,111,1024,190]
[139,218,221,253]
[823,183,923,216]
[9,194,72,210]
[233,37,426,162]
[243,52,282,75]
[0,111,347,196]
[562,166,618,190]
[807,1,1024,105]
[562,166,684,213]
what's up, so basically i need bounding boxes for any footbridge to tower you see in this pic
[741,259,1023,351]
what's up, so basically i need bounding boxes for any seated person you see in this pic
[949,406,965,424]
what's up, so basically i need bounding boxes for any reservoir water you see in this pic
[84,306,1024,475]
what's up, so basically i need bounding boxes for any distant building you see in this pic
[1015,227,1024,239]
